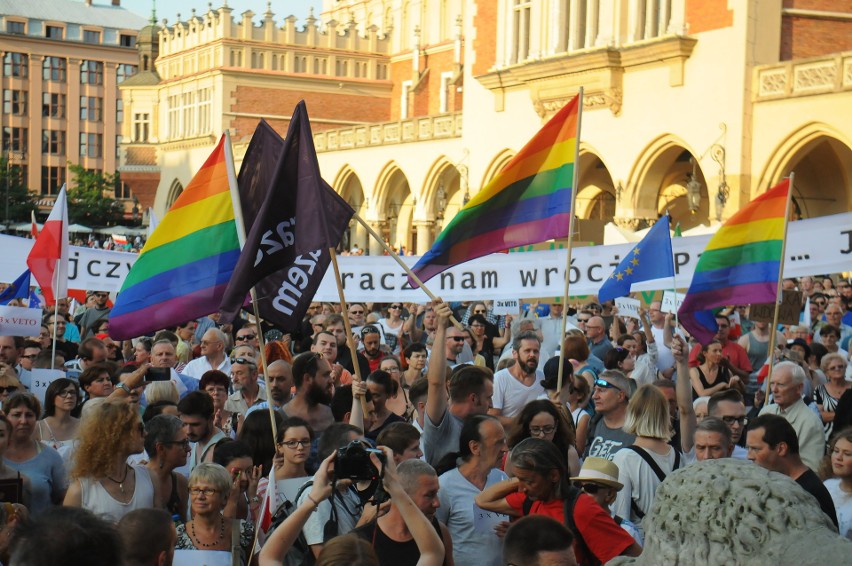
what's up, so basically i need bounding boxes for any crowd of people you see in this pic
[0,274,849,565]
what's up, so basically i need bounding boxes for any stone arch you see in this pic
[333,165,367,253]
[418,156,463,253]
[374,161,414,254]
[166,179,184,209]
[629,135,710,231]
[756,123,852,219]
[576,147,616,220]
[480,149,515,188]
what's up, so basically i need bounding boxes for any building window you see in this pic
[42,57,66,82]
[83,30,101,44]
[2,127,27,153]
[41,166,66,196]
[181,92,195,137]
[133,113,150,142]
[512,0,532,63]
[116,99,124,123]
[119,34,136,48]
[80,60,103,85]
[167,94,180,139]
[3,53,28,78]
[3,90,27,116]
[42,93,66,118]
[114,179,132,199]
[42,131,65,156]
[46,25,64,39]
[79,133,103,158]
[79,96,103,121]
[116,63,137,84]
[116,135,122,158]
[198,88,211,134]
[6,21,25,34]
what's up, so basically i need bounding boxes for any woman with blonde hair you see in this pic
[820,427,852,539]
[612,385,681,529]
[144,381,180,406]
[64,401,159,523]
[815,353,851,441]
[0,365,22,408]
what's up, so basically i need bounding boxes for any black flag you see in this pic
[220,103,354,331]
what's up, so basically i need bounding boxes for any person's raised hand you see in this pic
[433,299,452,326]
[670,334,687,362]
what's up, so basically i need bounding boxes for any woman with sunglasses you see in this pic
[366,370,407,441]
[145,414,191,521]
[815,354,852,441]
[64,400,159,523]
[379,356,413,419]
[0,367,22,409]
[376,303,405,355]
[36,378,80,465]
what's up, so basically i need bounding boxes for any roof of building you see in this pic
[0,0,148,31]
[121,70,160,86]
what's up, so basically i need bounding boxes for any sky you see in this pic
[121,0,323,24]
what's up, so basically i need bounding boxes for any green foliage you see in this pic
[0,157,38,225]
[67,164,124,226]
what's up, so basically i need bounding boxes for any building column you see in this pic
[414,221,433,255]
[368,221,385,256]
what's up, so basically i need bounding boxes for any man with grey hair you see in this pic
[584,370,636,460]
[489,331,545,427]
[225,356,265,415]
[758,361,825,471]
[694,417,734,462]
[351,458,453,565]
[183,328,230,379]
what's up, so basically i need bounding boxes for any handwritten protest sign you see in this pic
[614,297,641,319]
[30,369,65,406]
[749,291,802,326]
[492,299,520,315]
[0,306,42,337]
[661,291,685,314]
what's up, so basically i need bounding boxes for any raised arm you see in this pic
[474,477,521,518]
[672,334,696,453]
[425,300,452,425]
[348,379,367,431]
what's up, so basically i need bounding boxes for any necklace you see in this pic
[104,464,130,494]
[191,517,226,548]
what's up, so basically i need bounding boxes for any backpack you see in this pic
[522,485,601,566]
[622,445,681,520]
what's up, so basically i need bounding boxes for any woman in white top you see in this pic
[821,427,852,540]
[612,385,681,530]
[36,378,81,466]
[376,302,406,354]
[64,401,160,523]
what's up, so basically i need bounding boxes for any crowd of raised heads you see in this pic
[0,274,848,564]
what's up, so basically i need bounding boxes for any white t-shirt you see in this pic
[611,445,680,528]
[824,478,852,540]
[437,467,509,566]
[491,368,545,418]
[298,484,362,546]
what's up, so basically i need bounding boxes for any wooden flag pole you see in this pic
[557,87,584,394]
[351,212,463,329]
[329,248,369,415]
[764,173,795,405]
[223,131,279,446]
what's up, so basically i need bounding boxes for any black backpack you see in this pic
[521,485,601,566]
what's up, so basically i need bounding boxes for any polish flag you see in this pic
[113,234,128,246]
[26,186,68,305]
[30,210,38,239]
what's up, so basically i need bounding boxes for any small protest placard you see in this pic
[749,291,802,326]
[472,503,509,533]
[492,299,520,315]
[614,297,641,319]
[30,369,65,406]
[0,306,42,337]
[661,291,685,314]
[173,549,231,566]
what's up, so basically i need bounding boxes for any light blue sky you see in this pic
[122,0,323,24]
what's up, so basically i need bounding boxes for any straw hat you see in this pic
[570,457,623,490]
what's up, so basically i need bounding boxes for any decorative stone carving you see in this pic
[613,217,646,230]
[609,459,852,565]
[531,88,623,120]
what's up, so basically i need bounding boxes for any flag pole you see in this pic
[665,212,680,328]
[223,131,279,444]
[50,264,59,370]
[351,212,462,328]
[557,87,583,394]
[329,248,369,414]
[764,173,794,404]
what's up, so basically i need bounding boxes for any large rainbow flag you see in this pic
[678,179,791,344]
[109,136,241,339]
[410,95,579,284]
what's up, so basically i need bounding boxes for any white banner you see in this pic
[614,297,641,319]
[1,212,850,303]
[0,305,43,336]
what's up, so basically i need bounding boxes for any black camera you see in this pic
[335,441,385,481]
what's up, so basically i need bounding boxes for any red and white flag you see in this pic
[26,185,68,305]
[112,234,128,246]
[30,210,39,239]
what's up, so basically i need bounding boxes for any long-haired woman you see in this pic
[36,378,80,465]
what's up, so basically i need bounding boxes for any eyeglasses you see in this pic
[382,367,400,373]
[594,378,621,391]
[814,301,826,307]
[529,425,556,436]
[0,386,18,394]
[278,439,310,449]
[389,305,402,309]
[95,293,109,298]
[350,310,365,315]
[579,483,602,494]
[57,390,77,398]
[721,416,748,426]
[189,487,219,497]
[827,365,846,371]
[236,334,256,342]
[230,357,256,367]
[164,439,191,448]
[473,310,487,314]
[19,354,38,360]
[448,336,465,342]
[577,318,591,323]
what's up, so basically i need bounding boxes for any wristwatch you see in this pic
[116,382,132,394]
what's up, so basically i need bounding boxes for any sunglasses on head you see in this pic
[230,357,256,367]
[594,378,620,391]
[388,305,402,309]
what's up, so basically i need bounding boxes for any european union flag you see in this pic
[598,215,675,303]
[0,269,32,305]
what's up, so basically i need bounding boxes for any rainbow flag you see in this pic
[678,179,791,344]
[109,136,241,339]
[410,95,579,284]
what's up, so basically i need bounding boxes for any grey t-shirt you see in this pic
[423,409,463,467]
[585,418,636,461]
